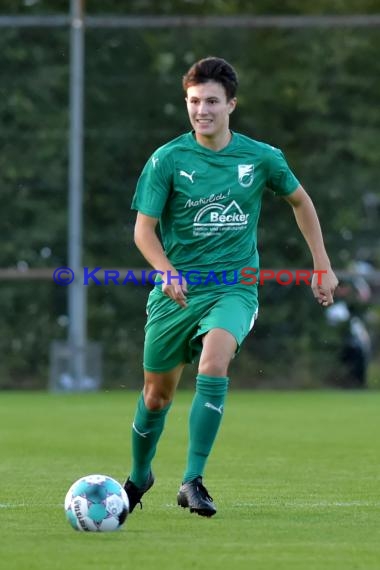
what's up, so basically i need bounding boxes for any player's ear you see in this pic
[228,97,237,114]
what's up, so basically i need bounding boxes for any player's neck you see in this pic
[194,129,232,152]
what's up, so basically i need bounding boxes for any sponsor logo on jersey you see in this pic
[238,164,254,187]
[152,156,159,168]
[184,190,230,209]
[193,200,249,235]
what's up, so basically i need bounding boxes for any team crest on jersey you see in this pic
[238,164,254,188]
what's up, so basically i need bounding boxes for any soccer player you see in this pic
[124,57,338,517]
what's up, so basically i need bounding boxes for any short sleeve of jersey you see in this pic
[266,147,300,196]
[131,151,173,217]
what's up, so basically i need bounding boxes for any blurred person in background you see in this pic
[326,270,372,388]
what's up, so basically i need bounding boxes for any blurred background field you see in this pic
[1,390,379,570]
[0,0,380,390]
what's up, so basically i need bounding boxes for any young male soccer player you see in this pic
[124,57,338,517]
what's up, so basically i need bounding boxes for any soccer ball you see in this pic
[64,474,129,532]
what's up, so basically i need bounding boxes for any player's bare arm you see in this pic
[283,185,338,307]
[134,212,188,307]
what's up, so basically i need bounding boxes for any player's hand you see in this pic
[162,271,188,308]
[312,267,339,307]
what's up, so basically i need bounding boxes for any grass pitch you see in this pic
[1,390,379,570]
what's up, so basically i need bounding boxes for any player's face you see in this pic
[186,81,236,148]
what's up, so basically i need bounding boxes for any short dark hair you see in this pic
[182,57,238,100]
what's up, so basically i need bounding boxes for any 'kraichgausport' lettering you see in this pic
[55,267,329,288]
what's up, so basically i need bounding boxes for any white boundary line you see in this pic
[0,503,63,509]
[2,500,380,509]
[164,500,380,509]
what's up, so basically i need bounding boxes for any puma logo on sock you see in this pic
[205,402,224,415]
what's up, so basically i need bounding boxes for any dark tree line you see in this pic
[0,1,379,388]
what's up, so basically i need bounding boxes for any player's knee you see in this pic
[143,388,172,411]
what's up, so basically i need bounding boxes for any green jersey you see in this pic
[132,131,299,282]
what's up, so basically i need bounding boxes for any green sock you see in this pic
[130,392,171,488]
[183,374,229,483]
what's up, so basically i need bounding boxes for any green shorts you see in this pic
[143,285,259,372]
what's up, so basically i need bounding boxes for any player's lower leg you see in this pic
[177,374,229,516]
[124,392,171,512]
[129,391,171,487]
